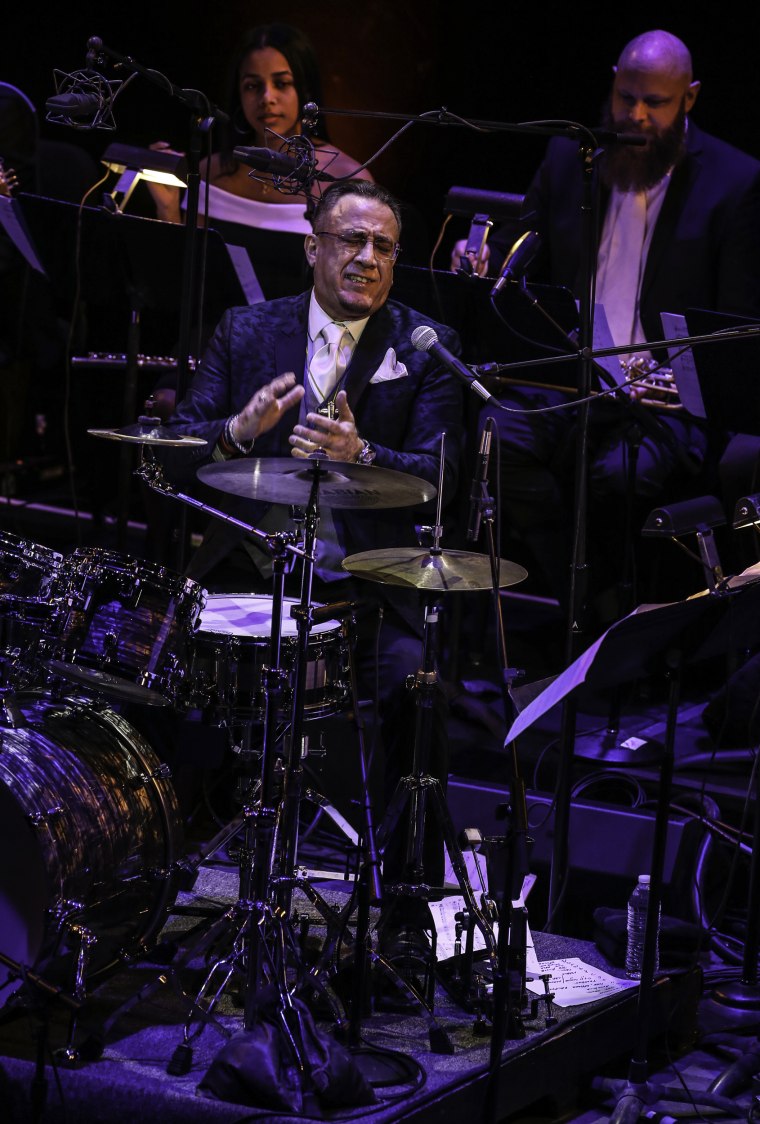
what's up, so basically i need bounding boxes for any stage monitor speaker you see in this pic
[447,777,709,938]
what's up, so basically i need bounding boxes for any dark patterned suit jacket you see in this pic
[164,292,465,625]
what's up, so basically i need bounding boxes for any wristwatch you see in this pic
[355,439,377,465]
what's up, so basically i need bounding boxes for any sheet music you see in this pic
[225,242,266,305]
[0,195,46,273]
[660,311,706,418]
[591,303,626,387]
[525,956,637,1007]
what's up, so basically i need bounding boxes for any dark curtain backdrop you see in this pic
[3,0,757,255]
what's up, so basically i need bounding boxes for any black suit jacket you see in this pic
[496,121,760,342]
[163,292,465,625]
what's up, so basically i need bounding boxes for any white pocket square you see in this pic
[369,348,408,383]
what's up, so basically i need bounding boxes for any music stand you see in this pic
[501,574,760,1124]
[684,307,760,437]
[17,193,251,546]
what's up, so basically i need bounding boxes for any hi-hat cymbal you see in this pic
[197,458,436,509]
[342,547,528,592]
[88,418,207,447]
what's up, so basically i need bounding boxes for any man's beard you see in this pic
[599,99,687,192]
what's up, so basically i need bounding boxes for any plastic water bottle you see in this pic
[625,874,659,979]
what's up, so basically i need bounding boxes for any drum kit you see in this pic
[0,416,528,1060]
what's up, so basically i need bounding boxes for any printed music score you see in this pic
[526,957,637,1007]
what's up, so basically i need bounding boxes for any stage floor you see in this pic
[0,859,705,1124]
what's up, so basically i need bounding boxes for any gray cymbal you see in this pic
[197,458,436,509]
[88,419,207,446]
[342,547,528,592]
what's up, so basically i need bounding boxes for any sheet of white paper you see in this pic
[660,311,706,418]
[429,891,540,976]
[526,956,637,1007]
[504,601,668,744]
[591,304,626,386]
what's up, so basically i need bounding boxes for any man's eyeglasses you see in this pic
[314,229,401,262]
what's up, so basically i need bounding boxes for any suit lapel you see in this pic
[641,126,702,303]
[344,303,395,408]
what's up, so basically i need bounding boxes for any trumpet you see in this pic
[621,356,682,411]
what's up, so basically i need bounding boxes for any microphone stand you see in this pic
[466,420,533,1124]
[84,36,228,569]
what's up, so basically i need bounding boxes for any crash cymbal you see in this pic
[88,417,207,447]
[197,457,436,509]
[342,547,528,592]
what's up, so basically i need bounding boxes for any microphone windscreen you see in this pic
[411,325,438,353]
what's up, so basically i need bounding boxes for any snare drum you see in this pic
[186,594,349,721]
[50,548,205,706]
[0,691,182,998]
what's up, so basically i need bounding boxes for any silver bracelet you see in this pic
[224,414,254,456]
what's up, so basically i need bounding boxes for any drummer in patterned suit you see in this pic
[164,179,465,994]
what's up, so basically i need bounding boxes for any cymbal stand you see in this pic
[265,463,413,1040]
[375,436,497,1011]
[136,460,344,1056]
[273,458,328,917]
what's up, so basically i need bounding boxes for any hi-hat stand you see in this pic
[344,435,528,1017]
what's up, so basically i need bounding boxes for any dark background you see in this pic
[4,1,758,258]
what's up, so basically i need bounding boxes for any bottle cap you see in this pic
[638,874,650,884]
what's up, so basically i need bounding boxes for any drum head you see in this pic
[197,594,338,638]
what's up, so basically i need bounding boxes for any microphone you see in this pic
[233,146,301,176]
[410,325,495,403]
[301,101,320,133]
[491,230,542,297]
[467,417,494,543]
[291,600,363,625]
[233,135,334,195]
[46,67,121,130]
[46,91,103,117]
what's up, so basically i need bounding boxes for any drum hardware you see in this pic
[134,459,334,1068]
[343,433,528,1019]
[128,763,173,790]
[134,453,464,1069]
[0,691,184,1062]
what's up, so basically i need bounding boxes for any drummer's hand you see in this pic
[450,238,490,277]
[289,391,364,461]
[233,372,305,443]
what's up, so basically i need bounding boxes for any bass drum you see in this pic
[0,691,183,998]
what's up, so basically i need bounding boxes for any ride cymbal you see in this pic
[197,457,436,509]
